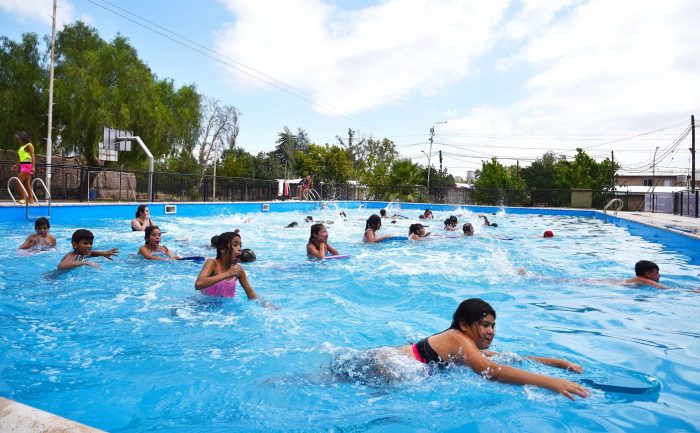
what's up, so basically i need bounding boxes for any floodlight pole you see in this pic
[120,136,154,201]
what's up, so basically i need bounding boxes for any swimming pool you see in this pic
[1,203,699,432]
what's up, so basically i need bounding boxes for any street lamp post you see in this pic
[427,121,447,192]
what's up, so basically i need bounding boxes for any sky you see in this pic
[1,0,699,179]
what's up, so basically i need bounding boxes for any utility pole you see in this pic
[439,150,443,174]
[611,151,615,192]
[428,126,434,192]
[652,146,660,188]
[691,115,696,192]
[427,121,447,192]
[46,0,57,193]
[212,147,217,201]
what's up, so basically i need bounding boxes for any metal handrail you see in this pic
[31,178,52,219]
[603,198,624,215]
[7,177,29,221]
[308,188,321,201]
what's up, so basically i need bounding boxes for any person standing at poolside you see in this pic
[624,260,668,289]
[131,205,155,231]
[11,131,36,204]
[19,217,57,251]
[363,214,391,243]
[57,229,119,270]
[303,172,315,200]
[139,226,180,260]
[307,223,339,258]
[332,298,589,400]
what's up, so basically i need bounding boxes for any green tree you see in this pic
[251,151,283,180]
[554,148,618,207]
[520,151,567,206]
[473,158,526,205]
[353,137,398,186]
[274,126,310,177]
[294,143,353,184]
[218,147,255,178]
[52,22,204,166]
[0,33,47,151]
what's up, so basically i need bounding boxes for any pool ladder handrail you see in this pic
[308,188,321,201]
[604,198,623,215]
[31,178,52,219]
[6,177,52,221]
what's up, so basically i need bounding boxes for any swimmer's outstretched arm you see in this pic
[464,348,589,400]
[482,350,582,372]
[364,229,390,243]
[90,248,119,260]
[139,245,166,261]
[57,253,98,270]
[19,233,42,250]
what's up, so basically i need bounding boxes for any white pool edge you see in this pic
[0,397,105,433]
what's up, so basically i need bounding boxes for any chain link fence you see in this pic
[7,160,695,215]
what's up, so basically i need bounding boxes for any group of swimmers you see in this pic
[19,205,268,305]
[17,205,678,400]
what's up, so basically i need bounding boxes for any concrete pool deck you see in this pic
[0,398,105,433]
[609,210,700,240]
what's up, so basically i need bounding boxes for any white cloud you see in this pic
[0,0,73,26]
[443,0,700,171]
[215,0,509,115]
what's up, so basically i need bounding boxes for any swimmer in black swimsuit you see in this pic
[333,298,589,400]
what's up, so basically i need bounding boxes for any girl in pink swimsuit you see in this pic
[194,230,258,300]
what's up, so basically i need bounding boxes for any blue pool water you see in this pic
[1,204,700,432]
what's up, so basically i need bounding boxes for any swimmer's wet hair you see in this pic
[366,214,382,230]
[408,223,425,235]
[309,223,325,242]
[305,216,314,222]
[135,204,148,218]
[71,229,94,244]
[450,298,496,329]
[462,223,474,233]
[240,248,256,262]
[635,260,659,276]
[380,209,387,217]
[286,222,299,228]
[211,230,241,259]
[35,217,50,229]
[144,225,160,243]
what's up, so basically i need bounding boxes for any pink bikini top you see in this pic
[200,260,237,298]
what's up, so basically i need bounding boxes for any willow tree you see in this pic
[0,33,47,151]
[52,22,201,166]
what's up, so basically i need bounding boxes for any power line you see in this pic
[82,0,392,137]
